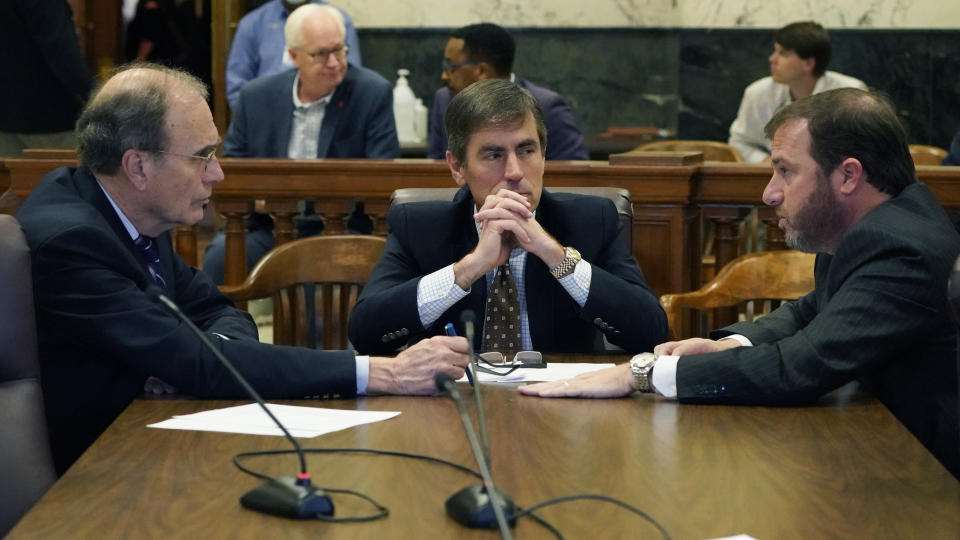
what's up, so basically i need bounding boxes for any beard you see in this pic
[783,175,844,253]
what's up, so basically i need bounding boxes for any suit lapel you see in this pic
[526,190,557,348]
[274,71,296,157]
[316,69,353,158]
[75,168,172,291]
[453,189,487,348]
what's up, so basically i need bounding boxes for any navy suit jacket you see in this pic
[427,78,588,161]
[224,65,399,158]
[348,188,667,355]
[16,167,357,474]
[676,183,960,476]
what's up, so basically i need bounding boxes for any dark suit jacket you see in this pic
[224,65,399,158]
[427,78,589,161]
[16,167,357,474]
[0,0,93,133]
[676,183,960,476]
[348,188,667,354]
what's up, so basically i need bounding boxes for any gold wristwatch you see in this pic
[549,246,581,279]
[629,352,658,393]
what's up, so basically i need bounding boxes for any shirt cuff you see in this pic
[651,355,679,399]
[355,355,370,395]
[557,260,591,307]
[417,264,471,328]
[721,334,753,347]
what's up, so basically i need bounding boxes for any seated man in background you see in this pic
[729,21,866,163]
[203,3,397,285]
[226,0,361,109]
[522,88,960,478]
[15,63,468,475]
[349,79,667,355]
[427,22,588,161]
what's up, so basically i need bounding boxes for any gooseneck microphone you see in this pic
[146,286,334,519]
[461,309,492,466]
[435,373,515,538]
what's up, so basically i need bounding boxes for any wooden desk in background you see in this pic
[8,356,959,539]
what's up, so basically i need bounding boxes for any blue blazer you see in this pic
[348,188,667,355]
[427,78,589,161]
[677,183,960,477]
[16,167,357,473]
[224,65,399,158]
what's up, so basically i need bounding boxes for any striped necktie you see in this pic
[134,235,167,287]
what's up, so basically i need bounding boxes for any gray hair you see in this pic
[76,62,208,175]
[284,4,345,49]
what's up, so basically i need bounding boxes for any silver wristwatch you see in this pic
[629,352,658,393]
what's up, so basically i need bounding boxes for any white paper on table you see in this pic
[457,362,615,383]
[147,403,399,437]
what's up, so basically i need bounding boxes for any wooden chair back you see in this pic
[909,144,948,166]
[220,235,386,349]
[660,250,816,339]
[632,140,744,162]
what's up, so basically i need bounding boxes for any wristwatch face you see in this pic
[631,353,656,392]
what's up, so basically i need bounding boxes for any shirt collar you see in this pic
[291,72,334,109]
[97,180,140,241]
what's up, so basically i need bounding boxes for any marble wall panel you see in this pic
[358,27,960,156]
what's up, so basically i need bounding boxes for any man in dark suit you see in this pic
[0,0,94,157]
[520,88,960,478]
[15,63,467,475]
[204,3,397,284]
[426,23,588,161]
[349,79,667,355]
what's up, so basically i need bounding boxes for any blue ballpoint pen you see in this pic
[444,322,474,386]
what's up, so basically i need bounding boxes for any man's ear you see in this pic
[801,57,817,76]
[835,157,865,196]
[121,149,151,191]
[446,150,466,187]
[474,62,495,81]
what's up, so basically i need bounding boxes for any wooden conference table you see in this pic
[9,356,960,539]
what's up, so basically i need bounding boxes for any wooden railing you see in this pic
[3,156,959,301]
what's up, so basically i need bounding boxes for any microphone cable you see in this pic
[233,447,670,538]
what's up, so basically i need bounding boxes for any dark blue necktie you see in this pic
[134,235,167,287]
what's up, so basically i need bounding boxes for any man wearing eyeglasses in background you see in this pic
[14,63,469,475]
[226,0,362,110]
[426,23,588,161]
[204,3,398,285]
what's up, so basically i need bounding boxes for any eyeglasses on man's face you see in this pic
[298,44,348,64]
[441,59,477,74]
[156,144,220,173]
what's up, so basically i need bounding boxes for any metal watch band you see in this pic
[629,352,658,393]
[550,246,581,279]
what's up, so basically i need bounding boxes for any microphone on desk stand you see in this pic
[146,286,334,519]
[434,310,516,537]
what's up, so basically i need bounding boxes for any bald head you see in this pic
[77,63,208,175]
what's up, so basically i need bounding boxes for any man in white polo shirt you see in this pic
[728,21,866,163]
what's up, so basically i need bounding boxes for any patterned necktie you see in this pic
[482,264,523,354]
[134,235,167,287]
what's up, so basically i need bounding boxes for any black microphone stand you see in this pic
[150,288,334,519]
[438,310,516,536]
